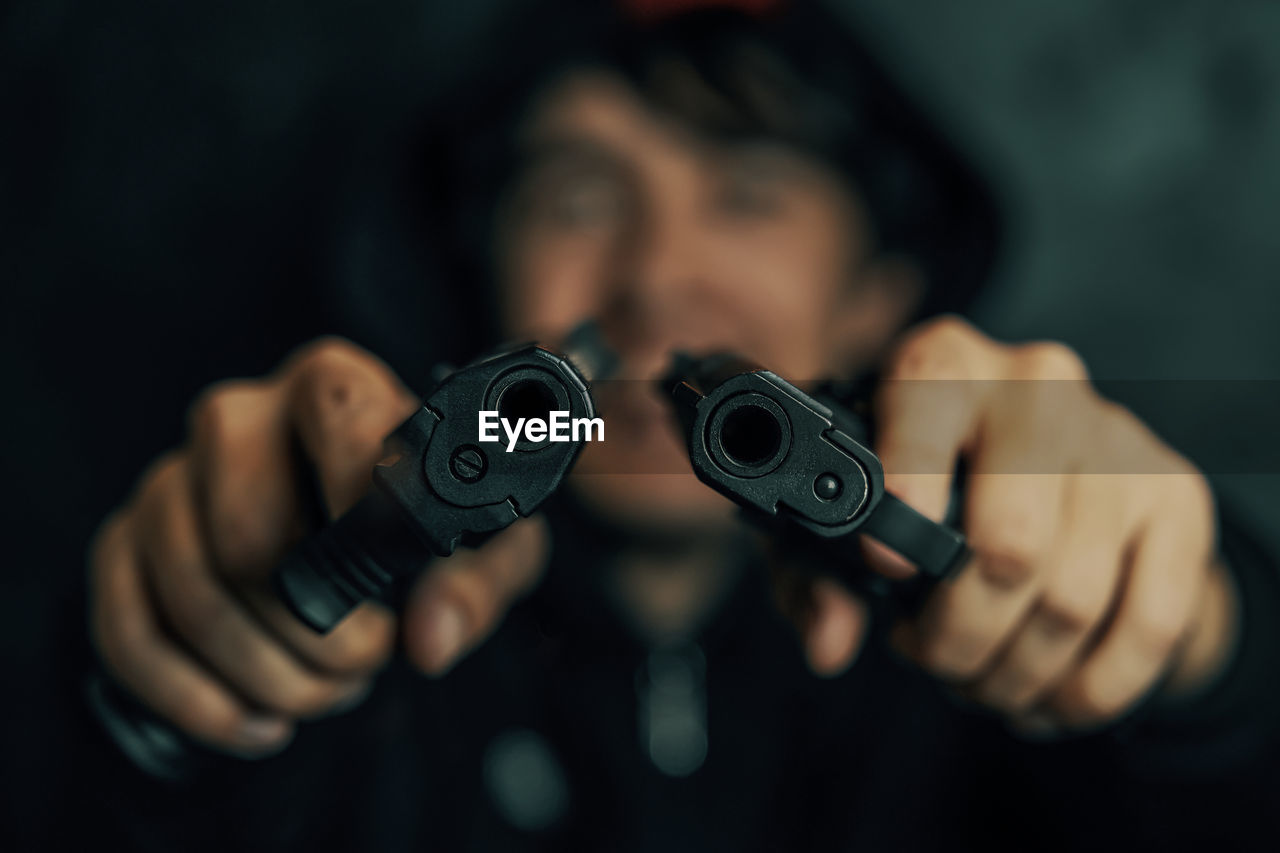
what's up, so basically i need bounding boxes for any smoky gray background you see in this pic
[841,0,1280,546]
[1,0,1278,837]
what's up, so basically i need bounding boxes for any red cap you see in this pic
[620,0,784,25]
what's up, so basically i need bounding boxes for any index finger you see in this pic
[281,338,420,518]
[865,318,999,577]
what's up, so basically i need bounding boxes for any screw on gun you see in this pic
[274,321,615,634]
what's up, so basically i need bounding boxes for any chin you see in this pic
[568,471,736,536]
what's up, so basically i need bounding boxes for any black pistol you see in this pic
[89,324,615,779]
[275,325,614,633]
[660,352,968,586]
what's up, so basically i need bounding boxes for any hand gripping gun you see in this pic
[275,325,615,633]
[89,324,615,779]
[659,352,968,588]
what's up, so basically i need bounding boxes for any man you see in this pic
[81,2,1279,850]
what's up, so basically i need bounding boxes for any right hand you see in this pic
[89,338,550,757]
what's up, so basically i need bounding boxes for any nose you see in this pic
[601,195,707,374]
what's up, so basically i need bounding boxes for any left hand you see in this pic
[787,316,1237,733]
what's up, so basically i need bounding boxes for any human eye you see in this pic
[710,146,807,219]
[543,170,628,227]
[512,142,631,232]
[713,170,786,217]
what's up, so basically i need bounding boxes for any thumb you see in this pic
[402,516,551,675]
[766,537,870,677]
[804,577,870,677]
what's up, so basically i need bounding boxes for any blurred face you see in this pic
[496,70,918,535]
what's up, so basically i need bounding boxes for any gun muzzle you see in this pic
[276,335,606,633]
[661,354,968,582]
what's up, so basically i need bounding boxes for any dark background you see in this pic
[3,0,1278,844]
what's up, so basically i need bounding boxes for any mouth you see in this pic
[594,378,674,434]
[563,320,741,447]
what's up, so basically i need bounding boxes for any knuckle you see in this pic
[183,387,290,569]
[290,339,393,412]
[133,452,186,512]
[917,314,976,345]
[1056,680,1113,725]
[971,530,1039,588]
[1103,399,1147,435]
[460,594,500,642]
[1092,401,1144,468]
[206,504,279,571]
[1129,603,1185,659]
[87,513,128,583]
[271,677,343,718]
[920,629,992,680]
[165,592,231,652]
[294,363,390,454]
[446,573,501,641]
[171,690,243,743]
[878,435,952,471]
[997,694,1037,716]
[928,653,985,682]
[1036,588,1103,635]
[1096,399,1134,438]
[290,336,369,377]
[94,616,142,682]
[508,562,542,598]
[186,380,261,446]
[1169,466,1214,517]
[323,616,395,673]
[1020,341,1088,380]
[87,521,146,669]
[489,546,545,600]
[889,315,977,380]
[980,676,1037,714]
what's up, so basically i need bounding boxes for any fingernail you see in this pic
[1010,712,1061,741]
[238,714,293,751]
[328,682,373,716]
[419,600,467,675]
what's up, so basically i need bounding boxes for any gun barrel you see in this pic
[275,336,603,634]
[662,352,968,583]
